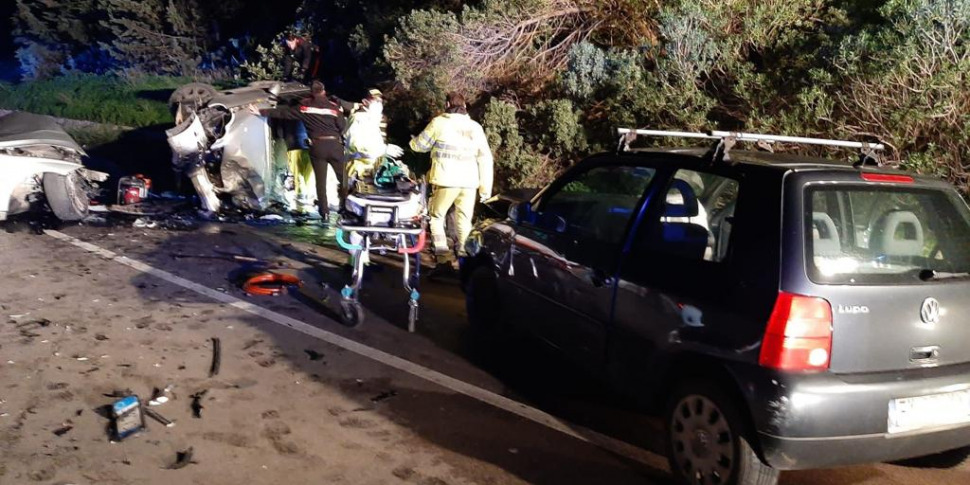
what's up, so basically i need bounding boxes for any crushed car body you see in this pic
[0,111,109,221]
[166,81,332,215]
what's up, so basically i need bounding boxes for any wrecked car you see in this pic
[166,81,335,214]
[0,111,108,221]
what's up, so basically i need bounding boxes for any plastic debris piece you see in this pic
[242,272,303,296]
[166,447,195,469]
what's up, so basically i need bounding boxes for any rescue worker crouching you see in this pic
[251,81,348,224]
[410,91,494,272]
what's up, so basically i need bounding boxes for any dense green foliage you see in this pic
[376,0,970,194]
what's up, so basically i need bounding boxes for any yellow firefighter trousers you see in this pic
[429,186,477,260]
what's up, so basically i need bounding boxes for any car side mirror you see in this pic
[509,201,532,224]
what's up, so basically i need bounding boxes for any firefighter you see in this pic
[345,89,403,181]
[251,81,347,223]
[283,32,316,84]
[410,91,493,271]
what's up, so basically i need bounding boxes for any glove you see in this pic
[385,144,404,159]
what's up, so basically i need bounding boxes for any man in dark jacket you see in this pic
[253,81,347,221]
[283,33,316,84]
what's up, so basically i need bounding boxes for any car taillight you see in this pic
[759,292,833,371]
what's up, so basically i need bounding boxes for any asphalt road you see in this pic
[1,218,967,484]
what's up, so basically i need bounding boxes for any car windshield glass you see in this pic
[538,165,655,245]
[806,185,970,284]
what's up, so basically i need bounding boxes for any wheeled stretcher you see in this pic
[334,164,428,330]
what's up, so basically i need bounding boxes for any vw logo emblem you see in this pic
[920,298,941,325]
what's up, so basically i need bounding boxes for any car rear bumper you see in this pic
[729,361,970,470]
[760,423,970,470]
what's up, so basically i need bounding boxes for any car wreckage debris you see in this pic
[209,337,221,378]
[52,423,74,436]
[190,390,207,419]
[304,349,324,361]
[111,395,145,441]
[166,447,196,470]
[143,407,175,428]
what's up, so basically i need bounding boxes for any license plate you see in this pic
[888,389,970,434]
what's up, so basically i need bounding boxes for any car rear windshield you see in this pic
[806,185,970,284]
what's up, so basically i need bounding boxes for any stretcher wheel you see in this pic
[340,301,364,328]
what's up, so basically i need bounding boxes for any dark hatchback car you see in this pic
[460,132,970,485]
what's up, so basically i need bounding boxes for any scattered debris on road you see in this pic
[166,447,196,470]
[209,338,221,377]
[52,422,74,436]
[370,390,398,404]
[242,272,303,296]
[190,390,207,419]
[304,349,324,361]
[148,385,173,406]
[144,407,175,428]
[111,395,145,441]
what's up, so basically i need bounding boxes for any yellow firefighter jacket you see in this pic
[410,113,493,197]
[345,109,387,179]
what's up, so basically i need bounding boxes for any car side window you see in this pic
[653,169,740,263]
[536,165,656,246]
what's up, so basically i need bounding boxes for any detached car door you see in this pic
[508,160,657,369]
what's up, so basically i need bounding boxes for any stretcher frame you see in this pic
[334,190,428,332]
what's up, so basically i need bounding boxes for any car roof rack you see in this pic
[616,128,885,167]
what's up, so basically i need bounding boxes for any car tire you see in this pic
[43,171,89,221]
[666,381,780,485]
[893,445,970,469]
[168,82,216,109]
[465,265,501,337]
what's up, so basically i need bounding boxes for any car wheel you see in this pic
[168,82,217,120]
[465,265,501,336]
[666,381,779,485]
[893,445,970,469]
[43,171,89,221]
[168,82,216,109]
[339,301,364,328]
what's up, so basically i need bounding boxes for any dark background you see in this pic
[0,1,17,82]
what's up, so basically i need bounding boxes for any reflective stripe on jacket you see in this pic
[410,113,493,195]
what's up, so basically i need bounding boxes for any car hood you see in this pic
[0,111,86,157]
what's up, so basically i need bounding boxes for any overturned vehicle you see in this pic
[0,111,109,221]
[166,81,338,215]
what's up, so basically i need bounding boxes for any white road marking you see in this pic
[45,229,664,470]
